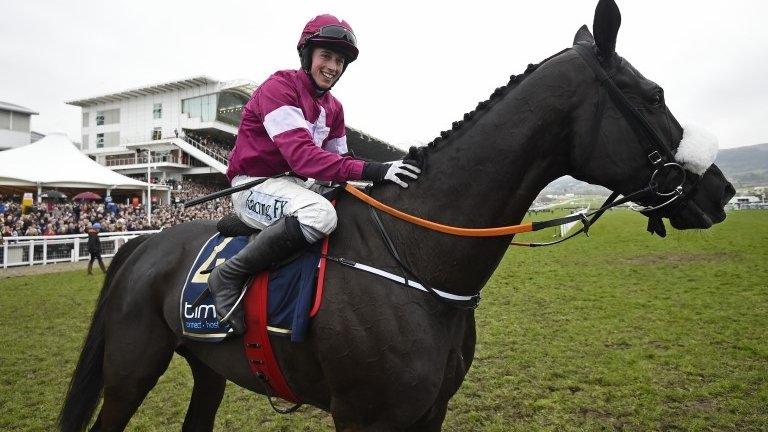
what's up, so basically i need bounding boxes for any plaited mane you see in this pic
[425,62,541,150]
[407,49,570,165]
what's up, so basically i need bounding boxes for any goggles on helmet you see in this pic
[309,25,357,46]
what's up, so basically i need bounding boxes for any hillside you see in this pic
[715,143,768,187]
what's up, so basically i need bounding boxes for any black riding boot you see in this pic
[207,216,311,335]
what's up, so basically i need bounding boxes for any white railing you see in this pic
[559,206,590,237]
[181,136,229,165]
[1,230,160,268]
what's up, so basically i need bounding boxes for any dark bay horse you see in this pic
[60,1,735,430]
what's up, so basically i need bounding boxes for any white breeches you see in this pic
[231,175,337,242]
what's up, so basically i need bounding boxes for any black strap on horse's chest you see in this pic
[368,206,481,309]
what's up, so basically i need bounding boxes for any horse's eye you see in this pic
[654,89,665,106]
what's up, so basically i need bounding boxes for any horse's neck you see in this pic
[375,60,577,295]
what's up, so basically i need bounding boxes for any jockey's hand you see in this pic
[384,161,421,188]
[362,161,421,188]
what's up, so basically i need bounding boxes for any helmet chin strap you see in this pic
[302,69,328,96]
[306,69,343,94]
[302,67,344,96]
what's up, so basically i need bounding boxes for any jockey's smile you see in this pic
[310,48,344,90]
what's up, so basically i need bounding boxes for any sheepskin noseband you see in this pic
[675,124,719,175]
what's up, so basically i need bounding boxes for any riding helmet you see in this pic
[298,14,359,72]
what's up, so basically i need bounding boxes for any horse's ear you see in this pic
[593,0,621,60]
[573,25,595,45]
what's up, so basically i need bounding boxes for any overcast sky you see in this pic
[1,0,767,150]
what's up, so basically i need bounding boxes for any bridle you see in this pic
[343,44,704,307]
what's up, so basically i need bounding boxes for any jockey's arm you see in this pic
[258,80,364,183]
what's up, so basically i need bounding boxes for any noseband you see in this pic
[629,162,686,212]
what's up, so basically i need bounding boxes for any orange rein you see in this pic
[343,183,533,237]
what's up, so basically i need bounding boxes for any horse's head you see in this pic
[569,0,735,235]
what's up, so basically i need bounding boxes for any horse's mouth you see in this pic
[668,202,718,230]
[667,179,734,230]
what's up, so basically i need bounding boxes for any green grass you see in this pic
[1,210,767,431]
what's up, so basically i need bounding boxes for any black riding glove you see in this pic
[361,161,421,188]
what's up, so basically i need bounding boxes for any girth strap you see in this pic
[243,272,302,412]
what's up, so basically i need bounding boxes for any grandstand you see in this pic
[726,195,766,210]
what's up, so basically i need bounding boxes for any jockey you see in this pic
[209,14,420,334]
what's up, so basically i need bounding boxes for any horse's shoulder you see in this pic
[333,188,372,221]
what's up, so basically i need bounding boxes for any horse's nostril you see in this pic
[721,183,736,208]
[713,209,727,224]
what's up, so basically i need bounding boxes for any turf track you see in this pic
[1,210,766,431]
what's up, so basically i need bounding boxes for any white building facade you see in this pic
[67,76,255,185]
[0,101,38,150]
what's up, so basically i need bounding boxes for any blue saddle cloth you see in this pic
[180,233,320,343]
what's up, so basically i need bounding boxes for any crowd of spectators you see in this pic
[185,132,233,161]
[0,180,232,237]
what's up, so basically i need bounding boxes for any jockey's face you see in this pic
[310,47,345,90]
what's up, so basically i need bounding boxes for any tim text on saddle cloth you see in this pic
[209,14,421,335]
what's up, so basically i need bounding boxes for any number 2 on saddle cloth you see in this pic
[179,232,329,343]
